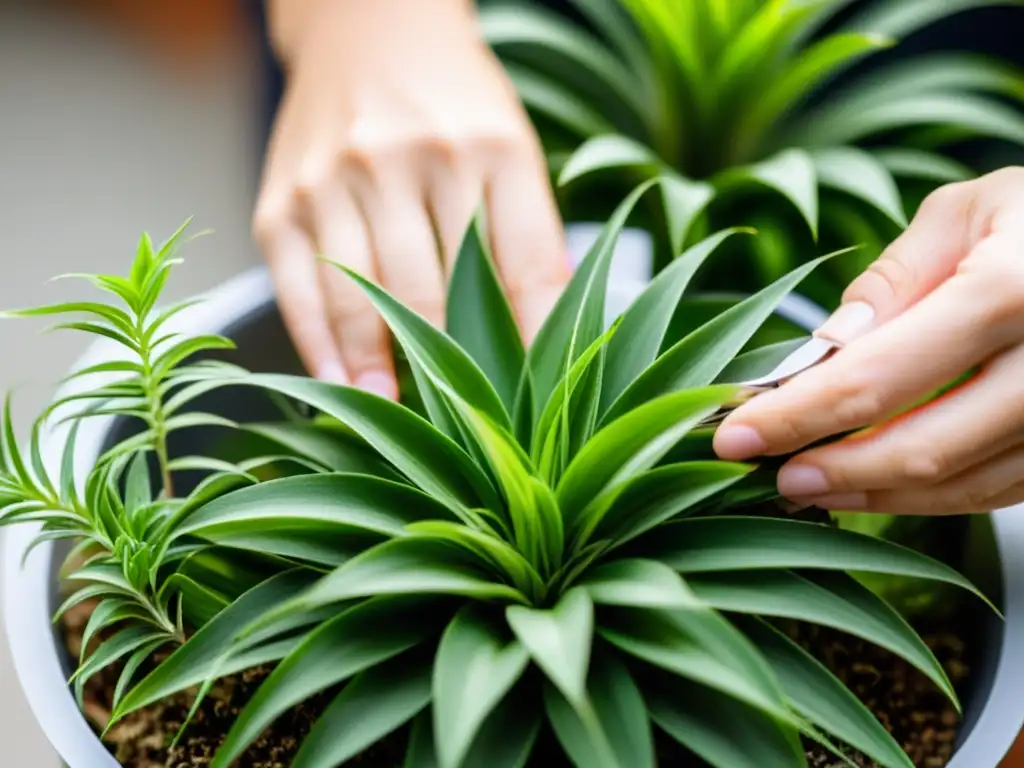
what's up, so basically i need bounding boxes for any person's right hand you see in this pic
[254,0,568,399]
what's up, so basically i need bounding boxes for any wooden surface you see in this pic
[1002,732,1024,766]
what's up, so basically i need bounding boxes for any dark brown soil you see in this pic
[62,601,970,767]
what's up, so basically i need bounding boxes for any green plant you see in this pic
[1,185,992,768]
[482,0,1024,304]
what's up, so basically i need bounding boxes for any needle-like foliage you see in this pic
[3,186,992,767]
[482,0,1024,301]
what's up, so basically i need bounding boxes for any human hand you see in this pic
[714,167,1024,515]
[255,0,567,397]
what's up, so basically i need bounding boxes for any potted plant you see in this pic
[481,0,1024,306]
[2,182,1023,767]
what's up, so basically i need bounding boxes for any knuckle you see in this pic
[918,180,972,219]
[851,255,916,305]
[252,197,291,246]
[832,382,887,427]
[900,450,948,484]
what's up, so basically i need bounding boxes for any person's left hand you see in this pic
[714,166,1024,515]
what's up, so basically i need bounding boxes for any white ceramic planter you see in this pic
[4,229,1023,767]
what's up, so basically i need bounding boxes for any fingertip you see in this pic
[315,359,349,385]
[713,424,766,460]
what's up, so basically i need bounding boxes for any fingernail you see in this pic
[714,425,766,460]
[814,301,875,346]
[777,465,831,498]
[799,493,867,511]
[355,370,398,400]
[316,360,348,385]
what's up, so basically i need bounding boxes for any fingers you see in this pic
[796,443,1024,516]
[314,187,397,397]
[815,167,1024,346]
[715,264,1008,460]
[485,143,569,346]
[425,149,484,268]
[256,216,341,382]
[774,343,1024,500]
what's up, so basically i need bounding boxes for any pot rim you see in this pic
[3,265,1023,766]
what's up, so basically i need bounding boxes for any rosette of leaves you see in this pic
[482,0,1024,304]
[3,184,992,768]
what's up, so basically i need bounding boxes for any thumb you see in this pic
[815,181,978,347]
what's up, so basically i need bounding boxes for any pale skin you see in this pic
[255,0,568,398]
[256,2,1023,516]
[715,166,1024,516]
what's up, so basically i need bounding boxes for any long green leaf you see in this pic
[600,228,751,413]
[113,570,317,720]
[506,587,593,705]
[605,251,842,419]
[689,570,957,705]
[794,92,1024,147]
[558,134,659,186]
[845,0,1024,39]
[236,374,499,515]
[432,607,530,768]
[270,538,528,621]
[545,652,654,768]
[558,387,740,534]
[811,146,907,226]
[446,217,525,414]
[647,516,991,605]
[646,674,805,768]
[581,558,700,608]
[660,172,716,255]
[339,265,510,430]
[171,473,453,565]
[211,597,439,767]
[292,653,433,768]
[504,64,618,138]
[595,461,753,545]
[526,178,658,420]
[480,5,647,121]
[743,619,914,768]
[239,422,399,478]
[720,149,818,238]
[599,607,790,719]
[872,148,973,183]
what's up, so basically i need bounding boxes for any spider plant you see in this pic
[482,0,1024,305]
[0,183,991,767]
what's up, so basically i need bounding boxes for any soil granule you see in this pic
[63,601,970,767]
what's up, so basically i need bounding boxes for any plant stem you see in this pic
[136,321,174,499]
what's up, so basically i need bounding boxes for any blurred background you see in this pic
[0,1,261,762]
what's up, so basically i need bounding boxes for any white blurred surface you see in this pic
[0,2,260,763]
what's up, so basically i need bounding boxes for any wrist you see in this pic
[267,0,476,67]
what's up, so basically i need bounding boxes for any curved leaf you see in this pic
[240,421,399,478]
[559,134,659,186]
[689,570,957,705]
[172,473,452,565]
[236,374,498,515]
[811,146,907,226]
[743,619,914,768]
[646,674,805,768]
[872,147,973,183]
[113,570,317,720]
[794,92,1024,147]
[660,172,717,255]
[581,558,700,608]
[720,149,818,238]
[559,387,740,532]
[504,64,617,138]
[275,537,528,619]
[292,653,433,768]
[506,587,593,705]
[211,597,439,767]
[446,217,525,413]
[432,607,530,768]
[545,652,654,768]
[648,515,991,606]
[595,461,753,545]
[605,250,843,419]
[845,0,1024,39]
[600,228,751,413]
